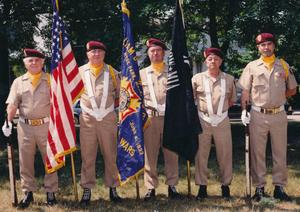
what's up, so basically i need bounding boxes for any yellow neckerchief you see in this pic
[152,62,164,74]
[27,71,42,89]
[261,54,275,71]
[90,62,103,78]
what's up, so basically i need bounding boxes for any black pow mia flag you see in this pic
[163,0,202,161]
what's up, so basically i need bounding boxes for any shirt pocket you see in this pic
[108,77,116,93]
[20,87,31,105]
[274,71,286,89]
[38,85,51,103]
[253,73,267,92]
[141,81,151,99]
[196,85,206,109]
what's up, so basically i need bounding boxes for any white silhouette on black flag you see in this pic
[163,0,202,161]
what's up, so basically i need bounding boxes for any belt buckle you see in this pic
[151,110,160,117]
[31,119,41,126]
[211,119,218,127]
[95,114,103,121]
[266,109,274,115]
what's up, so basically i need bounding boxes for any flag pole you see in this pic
[135,175,140,202]
[71,153,78,202]
[55,0,78,202]
[180,0,192,198]
[187,160,191,197]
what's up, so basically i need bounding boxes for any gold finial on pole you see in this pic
[55,0,59,12]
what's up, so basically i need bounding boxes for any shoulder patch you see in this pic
[289,67,294,75]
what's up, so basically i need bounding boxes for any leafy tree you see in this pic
[0,0,49,127]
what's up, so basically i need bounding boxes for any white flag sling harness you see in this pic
[145,68,165,116]
[81,65,114,121]
[198,73,227,127]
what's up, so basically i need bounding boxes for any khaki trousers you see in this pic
[144,116,179,189]
[79,111,119,188]
[195,116,232,186]
[249,109,287,188]
[17,122,58,193]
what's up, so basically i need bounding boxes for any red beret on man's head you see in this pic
[86,41,107,52]
[24,49,45,58]
[204,48,224,59]
[146,38,167,50]
[255,33,276,45]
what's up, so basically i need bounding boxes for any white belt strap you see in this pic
[81,101,114,120]
[218,76,226,116]
[204,73,226,127]
[198,111,228,126]
[145,68,165,116]
[83,66,113,121]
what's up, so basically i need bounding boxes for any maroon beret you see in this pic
[146,38,167,50]
[86,41,107,52]
[24,49,45,59]
[204,48,224,59]
[255,33,276,45]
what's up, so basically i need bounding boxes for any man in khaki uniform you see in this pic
[140,38,180,201]
[237,33,298,202]
[192,48,237,201]
[2,49,58,209]
[78,41,122,205]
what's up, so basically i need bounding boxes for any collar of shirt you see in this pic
[204,69,225,81]
[148,63,167,76]
[151,61,164,74]
[27,71,42,89]
[261,54,275,71]
[89,62,103,78]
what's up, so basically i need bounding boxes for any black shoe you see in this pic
[47,192,57,206]
[252,187,264,202]
[274,186,292,202]
[221,185,230,199]
[168,186,180,199]
[110,187,122,203]
[18,191,33,209]
[144,189,155,201]
[79,188,91,206]
[196,185,207,201]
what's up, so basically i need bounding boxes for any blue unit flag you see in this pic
[117,2,149,186]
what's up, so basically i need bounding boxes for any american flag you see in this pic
[46,0,84,173]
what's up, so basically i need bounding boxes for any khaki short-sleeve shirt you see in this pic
[237,57,298,108]
[192,70,238,114]
[6,72,51,119]
[79,62,120,109]
[140,64,168,107]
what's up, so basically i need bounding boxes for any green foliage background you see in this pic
[1,0,300,106]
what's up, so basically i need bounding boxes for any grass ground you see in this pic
[0,121,299,211]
